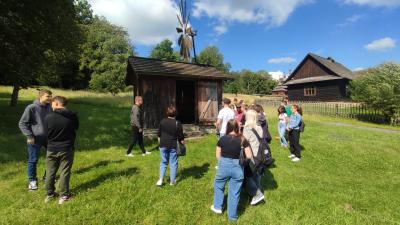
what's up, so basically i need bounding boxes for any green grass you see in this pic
[0,86,399,225]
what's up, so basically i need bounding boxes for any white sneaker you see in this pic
[215,166,218,170]
[28,181,38,191]
[156,179,163,186]
[170,181,176,186]
[250,194,265,205]
[126,153,134,157]
[292,157,301,162]
[288,154,296,159]
[143,151,151,156]
[210,205,222,214]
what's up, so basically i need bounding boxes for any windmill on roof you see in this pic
[176,0,197,63]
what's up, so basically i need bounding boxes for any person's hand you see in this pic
[180,140,185,145]
[139,129,143,133]
[27,137,35,145]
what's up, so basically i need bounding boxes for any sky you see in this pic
[88,0,400,79]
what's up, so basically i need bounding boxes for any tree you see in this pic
[236,70,277,95]
[197,46,230,73]
[150,39,181,61]
[350,62,400,124]
[79,17,134,95]
[0,0,80,106]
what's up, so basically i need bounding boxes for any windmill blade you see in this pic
[176,14,183,28]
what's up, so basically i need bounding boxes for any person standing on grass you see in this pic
[242,110,265,206]
[156,106,184,186]
[44,96,79,204]
[286,105,303,162]
[126,96,151,157]
[216,98,235,138]
[278,106,289,148]
[283,97,292,117]
[254,104,272,144]
[19,89,52,191]
[211,119,253,221]
[234,104,245,132]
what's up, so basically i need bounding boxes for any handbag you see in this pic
[175,121,186,156]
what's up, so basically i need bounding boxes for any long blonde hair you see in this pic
[244,110,258,128]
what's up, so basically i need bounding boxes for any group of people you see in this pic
[18,89,303,222]
[19,89,79,204]
[211,97,303,221]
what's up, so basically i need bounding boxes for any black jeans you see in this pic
[127,126,145,154]
[289,129,301,158]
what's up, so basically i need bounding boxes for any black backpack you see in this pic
[251,128,274,172]
[299,120,305,132]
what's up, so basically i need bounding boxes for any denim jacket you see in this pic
[287,113,302,130]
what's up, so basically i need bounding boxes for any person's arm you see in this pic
[177,121,184,144]
[216,118,222,130]
[74,114,80,131]
[288,114,301,129]
[157,123,161,144]
[216,146,221,160]
[244,146,253,159]
[18,106,34,144]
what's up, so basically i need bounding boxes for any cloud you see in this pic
[353,67,365,71]
[88,0,179,45]
[268,57,296,64]
[214,24,228,36]
[269,71,285,80]
[343,0,400,7]
[364,37,396,51]
[337,14,363,28]
[193,0,312,30]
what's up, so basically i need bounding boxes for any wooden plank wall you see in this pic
[197,80,219,123]
[288,80,348,101]
[140,76,176,128]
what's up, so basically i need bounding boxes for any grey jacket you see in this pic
[243,125,263,158]
[130,104,143,129]
[19,100,52,141]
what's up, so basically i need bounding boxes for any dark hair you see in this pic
[166,106,177,117]
[254,104,263,113]
[278,105,286,115]
[223,98,231,105]
[292,104,303,115]
[225,119,240,135]
[52,96,68,106]
[39,89,52,97]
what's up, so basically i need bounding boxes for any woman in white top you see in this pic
[278,105,289,148]
[242,110,265,206]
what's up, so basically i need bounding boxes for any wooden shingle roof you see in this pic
[127,56,231,80]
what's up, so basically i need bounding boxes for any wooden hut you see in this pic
[125,56,231,128]
[271,85,287,96]
[284,53,354,101]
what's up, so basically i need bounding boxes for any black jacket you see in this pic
[45,108,79,151]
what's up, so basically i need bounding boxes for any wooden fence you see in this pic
[255,99,399,126]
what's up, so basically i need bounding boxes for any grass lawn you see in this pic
[0,86,399,225]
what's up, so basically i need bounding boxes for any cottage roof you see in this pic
[284,75,343,85]
[127,56,231,80]
[272,85,287,92]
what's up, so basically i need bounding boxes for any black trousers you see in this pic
[127,126,145,154]
[289,130,301,158]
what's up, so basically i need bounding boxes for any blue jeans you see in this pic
[27,142,46,181]
[278,122,288,146]
[159,147,178,182]
[245,171,262,197]
[213,157,244,221]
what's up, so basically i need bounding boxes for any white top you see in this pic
[217,107,235,134]
[278,113,288,123]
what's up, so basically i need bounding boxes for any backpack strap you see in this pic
[251,128,262,141]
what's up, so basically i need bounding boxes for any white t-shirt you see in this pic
[279,113,288,123]
[217,107,235,134]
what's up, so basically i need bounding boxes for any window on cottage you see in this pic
[304,87,317,96]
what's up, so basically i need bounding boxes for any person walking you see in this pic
[216,98,235,138]
[242,110,265,206]
[211,119,253,221]
[126,96,151,157]
[287,105,303,162]
[278,105,289,148]
[44,96,79,204]
[19,89,52,191]
[156,106,184,186]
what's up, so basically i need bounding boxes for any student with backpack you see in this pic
[242,110,265,205]
[286,104,303,162]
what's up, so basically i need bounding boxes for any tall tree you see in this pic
[150,39,180,61]
[0,0,79,106]
[197,46,230,73]
[79,17,134,95]
[350,62,400,124]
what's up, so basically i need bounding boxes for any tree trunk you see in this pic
[10,83,20,106]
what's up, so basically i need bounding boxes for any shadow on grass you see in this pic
[74,160,124,174]
[179,163,210,181]
[72,167,138,193]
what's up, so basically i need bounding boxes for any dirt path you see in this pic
[322,122,400,134]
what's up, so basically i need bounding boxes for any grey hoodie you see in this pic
[19,100,52,141]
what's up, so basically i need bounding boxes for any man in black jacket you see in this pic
[44,96,79,204]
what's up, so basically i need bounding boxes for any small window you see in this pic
[304,87,316,96]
